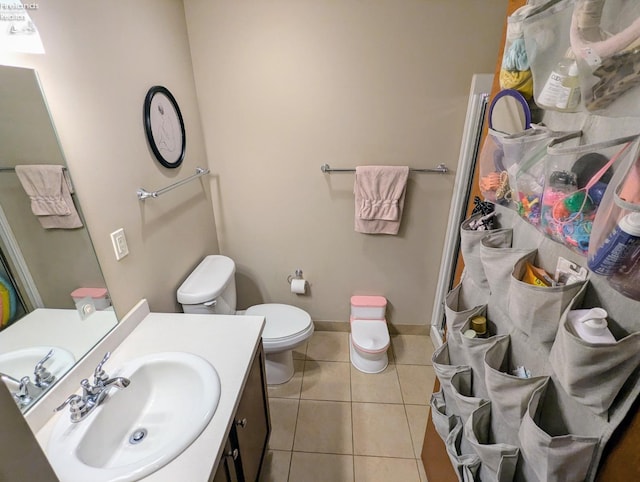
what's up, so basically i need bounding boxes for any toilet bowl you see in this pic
[350,318,390,373]
[246,303,314,384]
[177,255,314,385]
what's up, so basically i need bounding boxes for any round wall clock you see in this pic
[143,86,186,169]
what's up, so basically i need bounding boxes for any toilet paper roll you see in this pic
[290,278,307,295]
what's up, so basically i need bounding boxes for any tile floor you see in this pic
[259,331,436,482]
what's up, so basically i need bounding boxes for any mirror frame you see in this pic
[489,88,532,135]
[143,85,186,169]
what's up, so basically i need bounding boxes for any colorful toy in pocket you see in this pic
[541,170,596,252]
[517,193,541,225]
[480,171,512,204]
[561,216,593,253]
[540,143,633,254]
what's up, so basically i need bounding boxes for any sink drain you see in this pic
[129,428,148,444]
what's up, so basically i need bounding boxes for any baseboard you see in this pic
[314,320,429,336]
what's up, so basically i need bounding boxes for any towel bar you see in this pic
[0,167,67,172]
[1,165,75,193]
[137,167,210,201]
[320,163,449,174]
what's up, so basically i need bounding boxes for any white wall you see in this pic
[0,0,219,316]
[184,0,507,326]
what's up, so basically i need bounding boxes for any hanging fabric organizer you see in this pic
[432,204,640,482]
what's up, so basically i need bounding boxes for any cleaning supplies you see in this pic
[588,212,640,276]
[537,49,581,112]
[567,308,616,344]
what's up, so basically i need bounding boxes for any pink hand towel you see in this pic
[354,165,409,235]
[15,165,83,229]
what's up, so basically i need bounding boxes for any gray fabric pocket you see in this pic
[460,218,513,294]
[484,337,549,446]
[508,252,587,345]
[445,286,487,365]
[449,371,487,457]
[432,342,473,415]
[445,419,482,482]
[518,382,600,482]
[480,235,536,315]
[458,274,492,316]
[450,371,490,425]
[550,313,640,415]
[431,390,459,442]
[464,402,520,482]
[458,317,508,399]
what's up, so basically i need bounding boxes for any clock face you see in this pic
[143,86,186,168]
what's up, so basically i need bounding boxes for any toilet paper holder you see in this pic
[287,269,304,284]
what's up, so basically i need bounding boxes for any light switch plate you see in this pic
[110,228,129,261]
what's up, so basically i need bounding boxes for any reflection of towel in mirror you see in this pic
[354,165,409,235]
[15,165,83,229]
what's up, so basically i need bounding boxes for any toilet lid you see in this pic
[246,303,312,340]
[351,319,390,353]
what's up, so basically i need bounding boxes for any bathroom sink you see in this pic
[0,346,75,380]
[47,352,221,482]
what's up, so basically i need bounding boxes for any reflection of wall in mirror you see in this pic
[0,66,106,314]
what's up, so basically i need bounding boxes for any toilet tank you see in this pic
[177,255,237,315]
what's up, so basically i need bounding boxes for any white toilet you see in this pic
[350,319,390,373]
[349,296,390,374]
[177,255,314,385]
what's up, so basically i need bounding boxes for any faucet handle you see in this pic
[35,349,54,369]
[55,394,87,423]
[80,378,101,397]
[93,352,111,385]
[13,376,33,407]
[33,349,55,388]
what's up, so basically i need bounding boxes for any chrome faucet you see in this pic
[0,349,57,409]
[55,352,130,423]
[0,372,36,408]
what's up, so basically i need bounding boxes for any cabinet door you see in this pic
[210,437,240,482]
[234,344,271,482]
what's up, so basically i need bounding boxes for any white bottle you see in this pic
[567,308,616,344]
[537,56,581,112]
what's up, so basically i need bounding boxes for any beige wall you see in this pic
[0,1,507,326]
[0,0,219,317]
[184,0,507,325]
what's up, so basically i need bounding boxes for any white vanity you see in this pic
[30,300,270,482]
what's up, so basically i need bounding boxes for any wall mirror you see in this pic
[0,65,118,413]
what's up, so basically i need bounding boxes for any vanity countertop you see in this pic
[35,311,265,481]
[0,308,117,361]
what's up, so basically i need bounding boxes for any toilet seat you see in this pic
[246,303,314,353]
[351,319,390,354]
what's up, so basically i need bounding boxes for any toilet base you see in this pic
[265,350,295,385]
[349,335,388,374]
